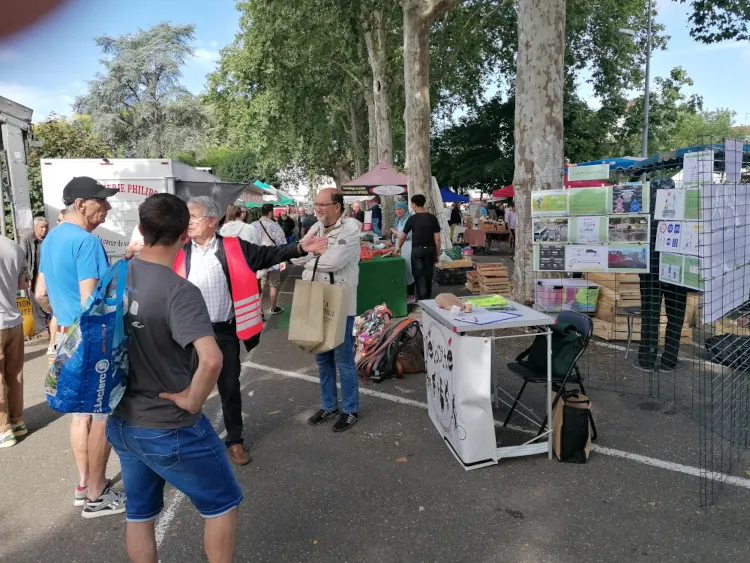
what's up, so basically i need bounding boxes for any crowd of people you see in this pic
[0,179,366,562]
[0,179,508,561]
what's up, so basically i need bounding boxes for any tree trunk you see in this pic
[365,89,378,169]
[512,0,566,304]
[349,100,363,178]
[365,10,395,234]
[402,0,465,215]
[403,3,434,213]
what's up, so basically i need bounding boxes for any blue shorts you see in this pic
[106,415,243,522]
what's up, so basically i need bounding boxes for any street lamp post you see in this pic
[642,0,652,159]
[619,0,653,159]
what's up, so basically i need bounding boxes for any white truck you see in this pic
[40,159,220,258]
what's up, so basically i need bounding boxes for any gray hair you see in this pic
[34,216,49,226]
[187,196,220,218]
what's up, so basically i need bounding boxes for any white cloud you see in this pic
[192,47,220,66]
[0,82,76,120]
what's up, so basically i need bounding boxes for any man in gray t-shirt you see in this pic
[106,194,242,562]
[115,258,215,427]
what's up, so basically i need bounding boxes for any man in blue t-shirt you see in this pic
[35,176,126,519]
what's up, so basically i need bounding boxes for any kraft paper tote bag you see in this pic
[288,259,325,351]
[310,276,350,354]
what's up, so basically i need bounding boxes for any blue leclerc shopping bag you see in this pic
[45,259,129,414]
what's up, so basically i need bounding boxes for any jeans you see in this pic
[411,246,437,301]
[638,274,688,368]
[107,415,243,522]
[214,324,243,446]
[315,316,359,414]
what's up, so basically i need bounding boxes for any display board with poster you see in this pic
[531,183,651,273]
[656,181,750,323]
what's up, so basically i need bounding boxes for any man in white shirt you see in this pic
[247,204,288,315]
[182,197,326,464]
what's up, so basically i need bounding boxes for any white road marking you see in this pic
[155,351,255,550]
[243,360,750,492]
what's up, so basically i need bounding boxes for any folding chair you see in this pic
[502,311,596,437]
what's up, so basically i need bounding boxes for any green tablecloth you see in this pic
[357,256,408,317]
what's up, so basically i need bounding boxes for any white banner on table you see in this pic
[422,312,495,466]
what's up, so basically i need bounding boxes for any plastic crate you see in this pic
[534,279,599,314]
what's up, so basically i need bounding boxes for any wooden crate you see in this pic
[593,317,692,343]
[712,316,750,337]
[437,258,473,269]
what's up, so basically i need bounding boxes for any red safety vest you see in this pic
[173,237,263,340]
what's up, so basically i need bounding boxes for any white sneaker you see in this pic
[0,430,16,449]
[81,485,126,519]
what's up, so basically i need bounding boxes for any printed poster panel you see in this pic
[531,190,568,216]
[655,189,686,220]
[422,312,495,466]
[656,221,683,253]
[607,245,649,273]
[659,252,684,284]
[571,216,606,244]
[565,246,607,272]
[536,244,566,271]
[682,150,714,187]
[682,256,704,290]
[533,217,569,243]
[568,186,609,215]
[611,183,647,214]
[608,216,649,243]
[684,189,700,220]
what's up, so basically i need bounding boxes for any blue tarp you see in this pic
[575,157,643,170]
[629,143,750,174]
[440,188,470,203]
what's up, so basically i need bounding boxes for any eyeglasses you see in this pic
[189,216,210,223]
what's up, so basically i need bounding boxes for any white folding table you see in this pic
[419,299,555,470]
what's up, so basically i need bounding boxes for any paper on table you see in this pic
[453,311,522,325]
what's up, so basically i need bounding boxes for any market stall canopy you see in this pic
[342,159,408,196]
[440,188,469,203]
[628,143,750,174]
[492,185,514,198]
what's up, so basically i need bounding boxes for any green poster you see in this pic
[659,252,684,285]
[568,187,608,215]
[682,256,704,290]
[684,189,700,220]
[531,190,568,215]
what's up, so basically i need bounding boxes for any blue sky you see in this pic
[0,0,748,128]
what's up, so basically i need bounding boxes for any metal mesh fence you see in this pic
[509,139,750,506]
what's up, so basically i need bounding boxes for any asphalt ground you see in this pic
[2,252,750,563]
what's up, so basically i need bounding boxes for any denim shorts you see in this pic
[106,415,243,522]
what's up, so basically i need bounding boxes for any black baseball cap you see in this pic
[62,177,118,205]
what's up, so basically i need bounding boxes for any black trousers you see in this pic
[214,322,243,446]
[411,245,437,301]
[638,274,688,369]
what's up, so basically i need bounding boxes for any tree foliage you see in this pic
[679,0,750,42]
[75,22,210,158]
[27,115,113,215]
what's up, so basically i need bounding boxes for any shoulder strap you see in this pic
[258,220,278,247]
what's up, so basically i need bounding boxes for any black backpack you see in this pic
[520,323,584,379]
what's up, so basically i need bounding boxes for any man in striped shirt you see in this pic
[184,197,326,465]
